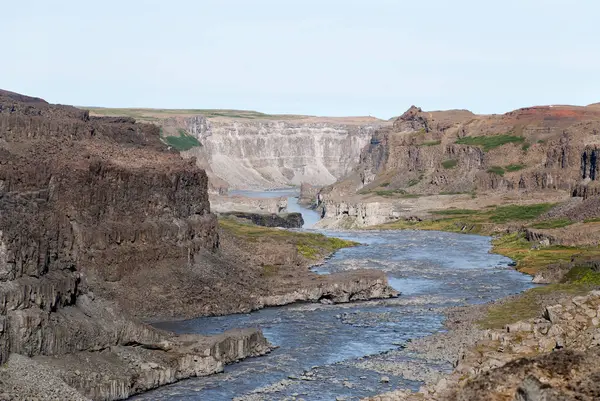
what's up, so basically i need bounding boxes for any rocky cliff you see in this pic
[319,105,600,228]
[183,115,381,189]
[0,90,272,400]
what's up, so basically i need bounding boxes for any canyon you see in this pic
[5,91,600,401]
[0,91,396,400]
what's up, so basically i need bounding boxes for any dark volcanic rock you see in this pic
[220,211,304,228]
[0,90,272,400]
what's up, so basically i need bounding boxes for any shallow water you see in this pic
[134,226,534,400]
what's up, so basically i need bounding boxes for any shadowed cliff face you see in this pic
[183,116,380,189]
[0,91,276,400]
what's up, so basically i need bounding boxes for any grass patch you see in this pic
[487,166,505,176]
[419,140,441,147]
[261,265,280,277]
[161,128,201,151]
[478,283,589,329]
[380,182,390,187]
[563,265,600,285]
[489,203,554,223]
[522,143,531,152]
[442,159,458,169]
[490,232,594,275]
[505,164,525,172]
[530,219,574,229]
[219,217,358,261]
[584,217,600,223]
[455,134,525,152]
[431,209,478,215]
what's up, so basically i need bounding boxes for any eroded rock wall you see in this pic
[184,116,379,189]
[0,91,271,400]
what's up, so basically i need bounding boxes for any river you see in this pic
[132,190,534,400]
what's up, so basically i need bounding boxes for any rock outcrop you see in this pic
[218,211,304,228]
[0,91,272,400]
[321,105,600,228]
[365,291,600,401]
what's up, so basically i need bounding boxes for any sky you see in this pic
[2,0,599,119]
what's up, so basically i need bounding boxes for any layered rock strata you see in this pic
[0,90,271,400]
[321,105,600,228]
[184,116,381,189]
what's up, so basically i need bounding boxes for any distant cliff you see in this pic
[318,105,600,227]
[183,115,381,190]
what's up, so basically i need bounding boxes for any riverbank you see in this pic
[359,203,600,400]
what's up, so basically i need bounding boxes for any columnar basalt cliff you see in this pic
[318,105,600,228]
[0,90,273,400]
[183,115,381,189]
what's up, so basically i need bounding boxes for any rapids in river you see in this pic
[133,190,534,401]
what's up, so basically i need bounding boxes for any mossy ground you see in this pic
[455,134,525,152]
[372,203,600,329]
[219,217,358,261]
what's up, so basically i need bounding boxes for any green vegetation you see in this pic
[380,182,390,187]
[537,139,546,144]
[522,143,531,152]
[407,178,421,187]
[505,164,525,172]
[373,189,420,198]
[419,140,441,147]
[563,265,600,285]
[431,209,478,215]
[488,164,526,176]
[584,217,600,223]
[261,265,280,277]
[487,166,505,176]
[442,159,458,169]
[530,219,574,229]
[219,217,358,261]
[478,283,589,329]
[491,232,595,275]
[455,134,525,151]
[160,128,201,151]
[87,107,306,122]
[374,203,556,240]
[489,203,554,223]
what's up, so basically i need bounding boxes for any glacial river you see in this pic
[133,190,534,401]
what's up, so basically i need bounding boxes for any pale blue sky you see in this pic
[3,0,599,118]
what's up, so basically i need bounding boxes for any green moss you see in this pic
[442,159,458,169]
[455,134,525,152]
[219,217,358,261]
[160,128,201,151]
[530,219,574,229]
[505,164,525,172]
[487,166,505,176]
[478,283,589,329]
[261,265,280,277]
[488,204,554,223]
[563,265,600,285]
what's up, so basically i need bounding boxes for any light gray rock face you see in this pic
[185,117,377,189]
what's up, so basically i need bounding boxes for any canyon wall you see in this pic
[0,90,271,400]
[318,105,600,227]
[183,116,380,189]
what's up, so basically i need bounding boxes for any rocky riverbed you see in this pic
[132,229,534,400]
